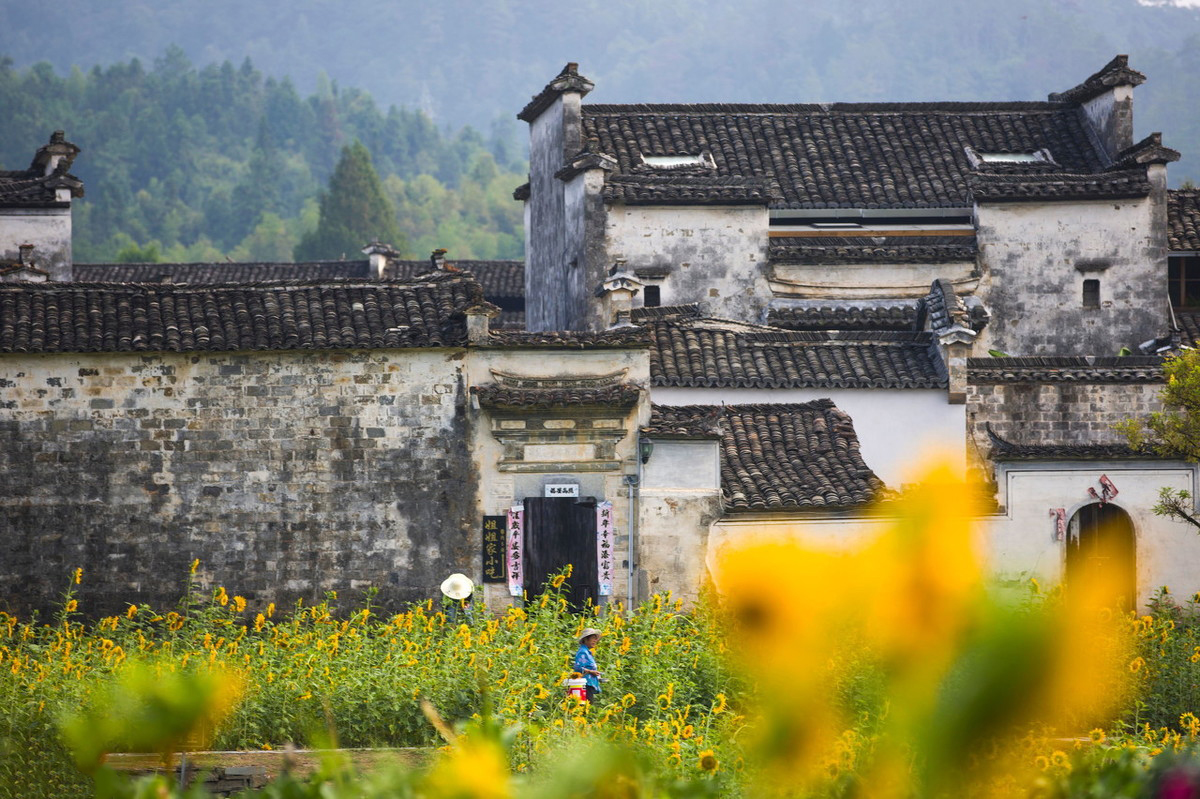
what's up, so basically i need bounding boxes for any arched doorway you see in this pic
[1065,503,1136,610]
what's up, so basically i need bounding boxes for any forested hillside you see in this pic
[3,0,1200,261]
[2,0,1199,184]
[0,52,525,262]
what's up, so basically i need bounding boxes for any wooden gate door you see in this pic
[1066,503,1136,610]
[524,497,598,609]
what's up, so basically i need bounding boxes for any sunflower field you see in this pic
[7,460,1200,797]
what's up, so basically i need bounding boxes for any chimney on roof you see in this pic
[1050,55,1146,164]
[1,244,49,283]
[596,260,643,329]
[362,241,399,278]
[464,302,501,344]
[431,248,448,271]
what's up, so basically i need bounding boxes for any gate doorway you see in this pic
[523,497,599,609]
[1065,503,1136,610]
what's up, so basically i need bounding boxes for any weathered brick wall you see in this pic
[967,380,1163,455]
[0,349,475,617]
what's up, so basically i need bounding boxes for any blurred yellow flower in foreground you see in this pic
[422,738,510,799]
[712,456,1134,797]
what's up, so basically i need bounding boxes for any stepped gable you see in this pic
[1047,55,1146,105]
[967,356,1164,384]
[76,261,371,283]
[0,131,84,207]
[582,96,1111,209]
[0,273,481,354]
[768,304,920,332]
[1170,190,1200,252]
[650,402,887,511]
[646,317,946,389]
[768,235,977,265]
[985,423,1158,461]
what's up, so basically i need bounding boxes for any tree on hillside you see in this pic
[1119,348,1200,529]
[294,141,405,261]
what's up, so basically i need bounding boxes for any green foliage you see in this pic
[0,53,525,263]
[1119,348,1200,528]
[294,141,404,260]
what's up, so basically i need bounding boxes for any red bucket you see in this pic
[566,677,588,702]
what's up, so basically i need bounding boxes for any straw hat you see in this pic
[440,573,475,600]
[578,628,603,643]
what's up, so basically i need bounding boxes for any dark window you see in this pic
[1083,279,1100,309]
[1169,256,1200,308]
[643,285,661,307]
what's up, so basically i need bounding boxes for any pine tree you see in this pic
[294,141,405,261]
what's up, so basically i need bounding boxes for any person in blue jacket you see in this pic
[572,627,603,702]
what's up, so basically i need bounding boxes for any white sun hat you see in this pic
[578,627,603,643]
[440,573,475,600]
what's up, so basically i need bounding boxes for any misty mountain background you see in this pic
[1,0,1198,262]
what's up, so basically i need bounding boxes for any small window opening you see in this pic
[643,285,661,307]
[641,153,714,168]
[978,151,1049,163]
[1083,279,1100,309]
[1169,256,1200,308]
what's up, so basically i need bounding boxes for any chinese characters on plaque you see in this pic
[596,500,615,596]
[506,505,524,597]
[482,516,506,583]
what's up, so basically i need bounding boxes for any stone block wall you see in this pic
[967,379,1163,456]
[0,349,475,617]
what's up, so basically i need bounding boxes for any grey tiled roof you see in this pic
[485,328,650,348]
[0,168,83,207]
[1176,311,1200,344]
[650,402,887,511]
[642,404,723,438]
[583,100,1109,209]
[1169,190,1200,252]
[0,274,481,354]
[472,383,641,409]
[768,235,977,264]
[986,423,1157,461]
[0,132,84,207]
[602,175,779,205]
[382,260,524,298]
[77,261,370,283]
[648,318,946,389]
[967,356,1164,384]
[631,304,703,322]
[767,304,920,332]
[76,259,527,330]
[966,168,1152,202]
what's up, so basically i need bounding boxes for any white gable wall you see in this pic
[651,386,964,489]
[975,197,1166,356]
[606,205,771,324]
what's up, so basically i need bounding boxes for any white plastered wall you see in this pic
[990,462,1200,607]
[651,386,964,489]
